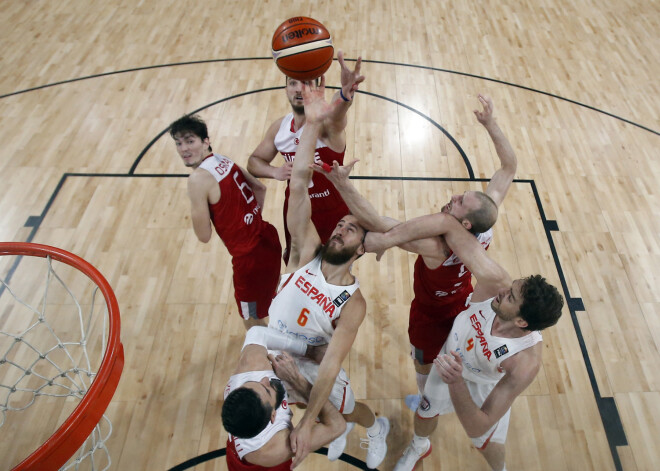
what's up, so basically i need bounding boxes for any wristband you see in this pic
[339,89,351,102]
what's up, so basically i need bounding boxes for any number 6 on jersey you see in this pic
[297,308,309,326]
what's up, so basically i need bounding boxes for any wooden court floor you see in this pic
[0,1,659,470]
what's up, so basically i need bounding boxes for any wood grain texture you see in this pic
[1,0,659,469]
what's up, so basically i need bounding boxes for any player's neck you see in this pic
[320,260,354,285]
[292,112,306,131]
[191,151,213,170]
[491,316,528,338]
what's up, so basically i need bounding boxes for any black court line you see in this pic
[166,447,372,471]
[13,172,626,471]
[1,57,658,137]
[6,84,626,471]
[130,87,473,178]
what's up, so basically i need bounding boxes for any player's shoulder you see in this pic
[267,115,288,133]
[344,288,366,313]
[502,341,542,380]
[188,166,216,185]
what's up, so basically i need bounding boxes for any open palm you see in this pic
[302,76,339,124]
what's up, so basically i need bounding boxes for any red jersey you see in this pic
[275,113,348,214]
[199,154,269,257]
[413,229,493,307]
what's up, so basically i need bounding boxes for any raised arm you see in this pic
[313,161,450,263]
[365,212,509,296]
[247,117,294,181]
[287,78,344,269]
[321,50,364,142]
[313,160,393,232]
[474,94,517,207]
[186,169,215,243]
[288,291,366,467]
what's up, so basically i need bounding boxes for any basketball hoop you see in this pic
[0,242,124,471]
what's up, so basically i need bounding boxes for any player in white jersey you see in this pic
[267,77,390,469]
[313,94,517,408]
[222,327,345,471]
[365,213,564,471]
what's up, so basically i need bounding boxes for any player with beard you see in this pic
[248,50,364,262]
[364,214,563,471]
[267,77,389,469]
[222,327,346,470]
[312,94,517,409]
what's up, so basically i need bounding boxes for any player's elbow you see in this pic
[246,156,257,173]
[289,178,309,195]
[466,426,488,438]
[195,229,212,243]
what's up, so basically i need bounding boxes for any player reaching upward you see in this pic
[315,95,517,406]
[266,77,389,469]
[170,115,281,330]
[364,213,564,471]
[248,51,364,262]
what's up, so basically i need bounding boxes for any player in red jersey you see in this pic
[315,94,517,403]
[170,114,282,330]
[222,327,346,470]
[248,50,365,262]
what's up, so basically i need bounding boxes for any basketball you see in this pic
[271,17,334,81]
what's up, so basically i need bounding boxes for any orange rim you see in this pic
[0,242,124,471]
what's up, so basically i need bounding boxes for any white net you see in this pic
[0,250,115,471]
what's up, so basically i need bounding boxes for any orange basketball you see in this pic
[271,17,334,81]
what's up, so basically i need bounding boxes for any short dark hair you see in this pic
[169,114,212,152]
[518,275,564,331]
[465,192,498,234]
[221,387,272,438]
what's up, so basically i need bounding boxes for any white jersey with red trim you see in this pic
[267,254,360,346]
[274,113,346,210]
[445,296,542,385]
[224,370,292,459]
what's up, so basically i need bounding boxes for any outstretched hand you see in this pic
[310,159,358,185]
[338,50,365,99]
[473,94,494,126]
[301,76,341,124]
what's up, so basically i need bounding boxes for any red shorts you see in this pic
[232,223,282,320]
[282,198,349,263]
[226,438,293,471]
[408,297,469,364]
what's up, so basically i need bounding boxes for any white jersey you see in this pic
[274,113,331,165]
[445,296,542,384]
[224,370,292,459]
[268,254,360,345]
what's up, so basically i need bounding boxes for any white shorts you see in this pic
[272,352,356,415]
[418,365,510,449]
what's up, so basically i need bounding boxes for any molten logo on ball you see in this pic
[271,16,334,82]
[280,27,322,44]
